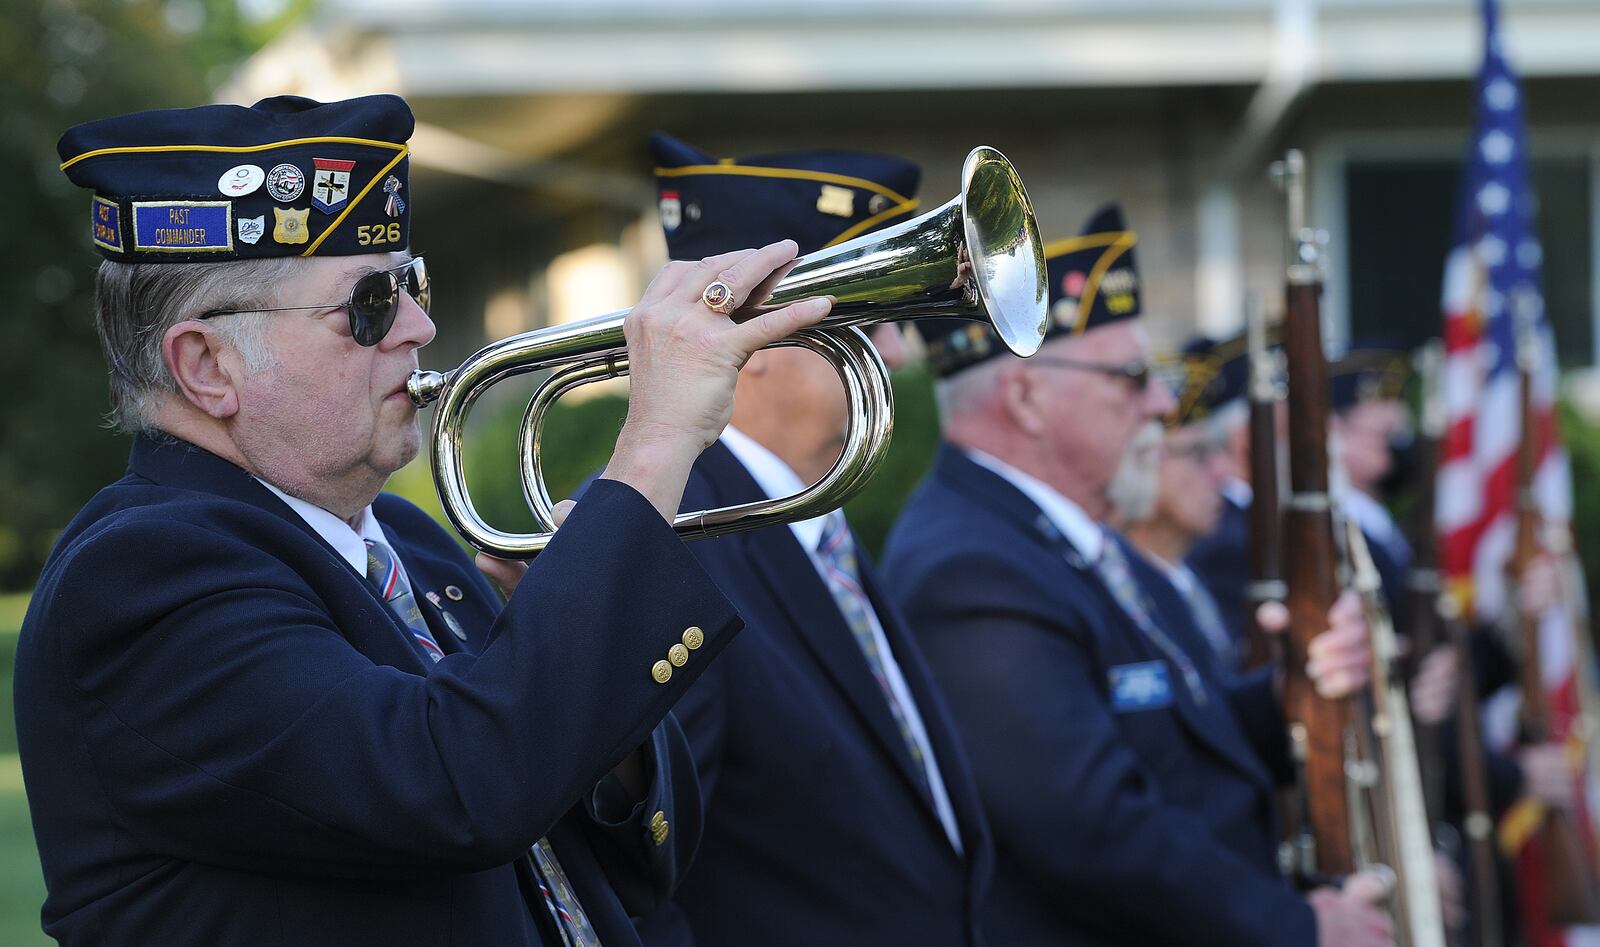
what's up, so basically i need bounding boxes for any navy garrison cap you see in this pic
[916,202,1143,377]
[1331,342,1411,413]
[1169,324,1284,426]
[651,132,922,260]
[58,94,414,262]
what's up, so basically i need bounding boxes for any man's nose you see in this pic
[384,291,436,350]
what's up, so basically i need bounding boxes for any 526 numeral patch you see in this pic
[357,223,402,246]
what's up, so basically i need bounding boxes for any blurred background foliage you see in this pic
[0,0,308,590]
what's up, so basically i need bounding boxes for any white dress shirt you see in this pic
[1221,476,1253,510]
[258,481,397,577]
[719,426,965,854]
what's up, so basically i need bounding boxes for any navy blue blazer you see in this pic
[880,444,1315,947]
[637,440,992,947]
[1186,492,1251,647]
[15,435,742,946]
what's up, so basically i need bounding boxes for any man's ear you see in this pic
[163,321,240,419]
[1000,362,1048,436]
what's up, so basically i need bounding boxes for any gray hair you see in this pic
[93,257,303,433]
[932,354,1011,421]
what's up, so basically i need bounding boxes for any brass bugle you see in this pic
[407,146,1049,558]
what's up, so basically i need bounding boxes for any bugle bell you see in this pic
[408,145,1049,558]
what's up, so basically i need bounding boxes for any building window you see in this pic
[1343,156,1593,366]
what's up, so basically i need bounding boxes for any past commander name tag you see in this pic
[1108,661,1172,712]
[131,201,233,253]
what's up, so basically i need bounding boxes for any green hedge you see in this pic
[386,366,943,559]
[1559,401,1600,612]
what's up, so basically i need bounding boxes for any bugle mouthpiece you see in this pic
[407,370,449,408]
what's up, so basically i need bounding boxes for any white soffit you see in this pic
[225,0,1600,102]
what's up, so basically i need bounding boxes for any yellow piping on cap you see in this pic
[653,163,912,207]
[1041,230,1138,336]
[59,136,406,171]
[302,146,409,257]
[822,198,920,248]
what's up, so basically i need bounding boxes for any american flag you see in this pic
[1436,0,1568,631]
[1437,3,1594,943]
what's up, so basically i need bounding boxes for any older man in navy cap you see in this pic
[1122,344,1253,675]
[635,133,991,947]
[17,95,833,946]
[1178,330,1269,646]
[881,205,1394,946]
[1328,344,1417,609]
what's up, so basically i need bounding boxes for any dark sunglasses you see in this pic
[1028,355,1151,390]
[203,256,429,347]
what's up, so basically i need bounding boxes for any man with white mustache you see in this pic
[882,205,1393,946]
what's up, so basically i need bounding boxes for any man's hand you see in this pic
[1434,851,1466,931]
[603,241,832,521]
[1518,553,1562,617]
[1408,645,1458,727]
[1255,590,1373,699]
[1518,743,1577,808]
[475,499,575,597]
[1309,870,1396,947]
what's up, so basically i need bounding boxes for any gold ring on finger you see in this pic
[701,279,737,315]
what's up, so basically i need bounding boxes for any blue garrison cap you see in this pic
[58,94,414,262]
[916,203,1143,377]
[1168,327,1281,427]
[1331,342,1411,413]
[651,132,921,260]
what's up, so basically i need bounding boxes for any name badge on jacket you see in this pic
[1108,661,1173,712]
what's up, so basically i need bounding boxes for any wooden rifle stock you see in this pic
[1275,150,1354,875]
[1508,354,1600,926]
[1244,301,1285,671]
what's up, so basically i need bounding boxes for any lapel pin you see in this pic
[444,585,464,601]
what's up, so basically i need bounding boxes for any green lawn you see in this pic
[0,593,51,945]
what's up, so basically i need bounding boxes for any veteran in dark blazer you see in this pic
[881,206,1392,947]
[17,95,834,946]
[1122,340,1253,674]
[1176,330,1264,647]
[634,134,991,947]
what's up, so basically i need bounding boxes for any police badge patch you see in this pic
[272,207,310,245]
[311,158,354,213]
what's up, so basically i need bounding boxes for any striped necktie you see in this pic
[529,838,601,947]
[815,512,933,799]
[1094,532,1209,706]
[1174,566,1237,670]
[363,540,599,943]
[363,537,445,664]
